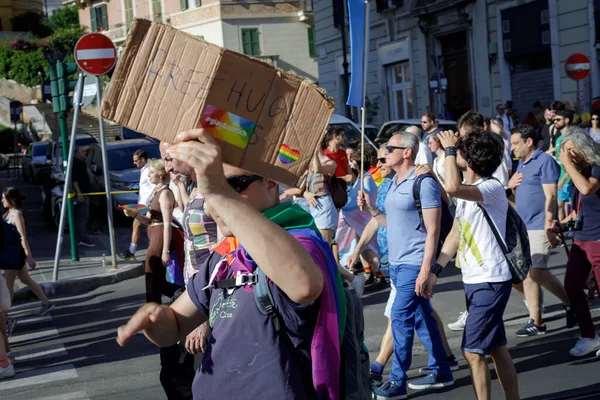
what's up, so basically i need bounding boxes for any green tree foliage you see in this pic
[7,49,47,86]
[48,5,81,31]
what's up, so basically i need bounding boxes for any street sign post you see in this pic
[74,33,117,76]
[74,33,118,269]
[565,53,591,116]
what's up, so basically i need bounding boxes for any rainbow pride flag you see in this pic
[369,166,384,186]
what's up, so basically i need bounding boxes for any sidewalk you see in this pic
[0,171,149,301]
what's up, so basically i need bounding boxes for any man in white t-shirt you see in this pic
[424,129,519,400]
[406,125,433,167]
[120,149,155,261]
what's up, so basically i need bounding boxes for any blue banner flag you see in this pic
[346,0,369,108]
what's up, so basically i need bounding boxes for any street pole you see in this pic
[57,60,80,262]
[13,121,17,180]
[95,75,118,269]
[53,73,85,280]
[576,79,581,117]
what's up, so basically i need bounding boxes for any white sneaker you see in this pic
[569,335,600,357]
[0,363,15,380]
[448,311,468,331]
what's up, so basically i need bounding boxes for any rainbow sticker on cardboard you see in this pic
[199,105,256,149]
[278,144,300,164]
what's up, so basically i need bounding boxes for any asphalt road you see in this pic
[2,244,599,399]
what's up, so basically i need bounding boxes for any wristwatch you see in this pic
[431,263,444,278]
[444,147,457,157]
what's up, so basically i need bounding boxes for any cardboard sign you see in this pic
[101,19,334,185]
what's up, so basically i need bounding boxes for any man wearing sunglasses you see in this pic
[360,132,455,399]
[118,130,332,399]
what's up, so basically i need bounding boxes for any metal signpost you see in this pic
[565,53,591,116]
[74,33,118,269]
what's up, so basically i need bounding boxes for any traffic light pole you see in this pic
[53,73,85,280]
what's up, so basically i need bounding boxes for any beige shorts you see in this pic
[528,230,550,269]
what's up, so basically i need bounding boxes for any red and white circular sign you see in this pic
[74,33,117,76]
[565,53,591,81]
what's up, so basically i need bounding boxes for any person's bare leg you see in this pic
[18,268,49,305]
[3,271,17,305]
[0,313,8,354]
[464,351,491,400]
[376,317,394,366]
[512,282,525,299]
[319,229,333,245]
[489,346,519,400]
[331,242,339,265]
[132,218,141,246]
[530,268,570,305]
[432,308,454,358]
[523,274,542,325]
[360,249,380,273]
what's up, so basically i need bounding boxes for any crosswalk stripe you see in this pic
[15,315,53,326]
[8,328,59,345]
[33,390,89,400]
[0,364,78,391]
[12,343,68,363]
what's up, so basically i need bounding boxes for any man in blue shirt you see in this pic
[360,132,454,399]
[509,124,576,337]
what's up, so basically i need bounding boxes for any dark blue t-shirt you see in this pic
[573,164,600,241]
[187,235,323,399]
[515,149,560,230]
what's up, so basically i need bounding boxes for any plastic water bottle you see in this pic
[102,254,107,269]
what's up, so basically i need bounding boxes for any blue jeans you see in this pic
[389,264,452,384]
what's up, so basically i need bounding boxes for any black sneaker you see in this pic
[564,305,577,329]
[118,251,136,261]
[365,276,387,292]
[516,319,547,337]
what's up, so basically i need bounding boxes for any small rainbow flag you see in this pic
[118,204,148,214]
[369,166,384,186]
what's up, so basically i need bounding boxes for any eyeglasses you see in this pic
[227,174,262,193]
[377,157,386,164]
[592,118,599,121]
[386,146,407,154]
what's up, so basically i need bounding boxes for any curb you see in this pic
[13,262,145,301]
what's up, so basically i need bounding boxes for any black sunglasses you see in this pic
[377,157,386,164]
[386,146,407,153]
[227,174,262,193]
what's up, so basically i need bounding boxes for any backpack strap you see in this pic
[475,203,509,255]
[412,174,429,231]
[254,267,286,333]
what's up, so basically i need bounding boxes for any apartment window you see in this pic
[241,28,260,56]
[152,0,162,21]
[124,0,134,27]
[195,0,201,6]
[307,27,316,58]
[90,4,108,32]
[181,0,188,11]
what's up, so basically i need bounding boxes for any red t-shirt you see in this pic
[324,149,349,178]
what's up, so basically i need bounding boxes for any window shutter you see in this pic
[307,27,316,58]
[90,7,97,32]
[242,30,251,55]
[251,29,260,56]
[100,5,108,31]
[195,0,202,7]
[181,0,188,11]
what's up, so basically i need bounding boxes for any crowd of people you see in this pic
[1,98,599,399]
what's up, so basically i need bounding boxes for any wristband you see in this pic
[431,263,444,278]
[444,147,457,157]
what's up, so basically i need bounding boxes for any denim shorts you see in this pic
[462,281,512,355]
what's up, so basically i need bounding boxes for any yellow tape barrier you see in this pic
[67,190,139,199]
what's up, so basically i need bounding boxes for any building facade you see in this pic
[0,0,44,32]
[67,0,318,81]
[315,0,599,125]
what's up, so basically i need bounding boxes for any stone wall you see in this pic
[0,79,41,104]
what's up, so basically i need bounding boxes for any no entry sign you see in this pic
[565,53,591,81]
[74,33,117,76]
